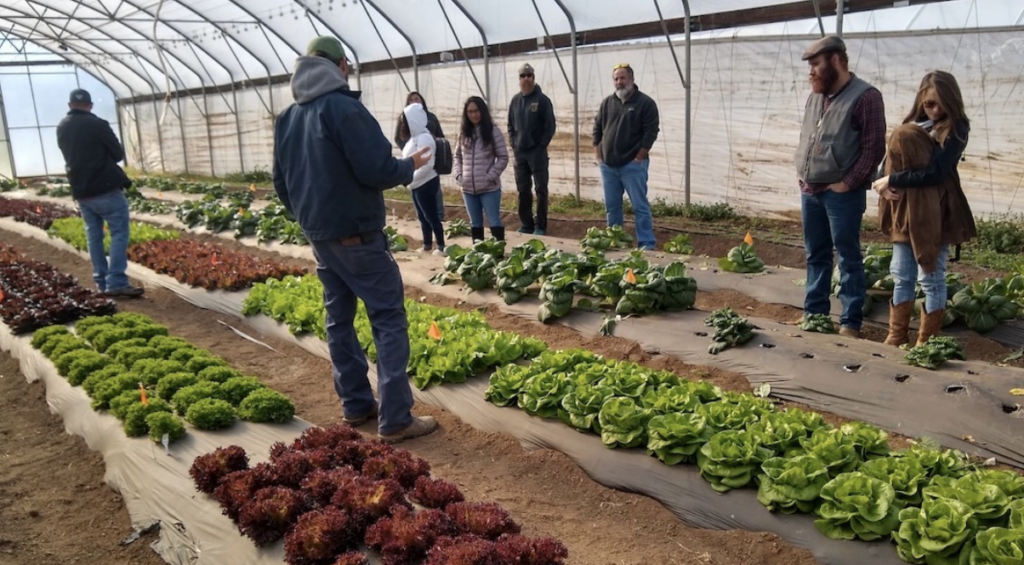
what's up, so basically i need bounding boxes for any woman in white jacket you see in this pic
[401,103,446,255]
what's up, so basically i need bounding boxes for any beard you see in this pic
[615,86,631,100]
[810,61,838,94]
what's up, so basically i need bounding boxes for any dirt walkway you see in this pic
[0,353,165,565]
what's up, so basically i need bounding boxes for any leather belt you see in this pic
[339,231,376,246]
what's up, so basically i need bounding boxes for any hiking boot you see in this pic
[104,285,144,298]
[838,327,861,339]
[533,228,546,236]
[342,403,378,427]
[432,248,447,257]
[379,416,438,444]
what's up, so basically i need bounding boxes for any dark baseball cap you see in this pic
[69,89,92,104]
[801,35,846,61]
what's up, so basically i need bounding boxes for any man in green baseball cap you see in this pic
[306,35,347,65]
[273,35,436,444]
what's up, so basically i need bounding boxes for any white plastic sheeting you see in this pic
[121,23,1024,215]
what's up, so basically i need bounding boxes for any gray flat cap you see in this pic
[801,35,846,60]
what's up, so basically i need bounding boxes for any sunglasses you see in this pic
[519,73,534,79]
[613,63,631,70]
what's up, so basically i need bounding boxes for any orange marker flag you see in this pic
[238,207,245,216]
[249,183,257,192]
[427,321,443,340]
[0,288,5,302]
[211,252,220,266]
[139,383,149,405]
[35,205,42,214]
[744,231,755,245]
[625,268,637,284]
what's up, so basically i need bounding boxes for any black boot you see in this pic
[490,226,505,241]
[471,227,485,243]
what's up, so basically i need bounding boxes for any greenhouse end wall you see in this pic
[119,29,1024,217]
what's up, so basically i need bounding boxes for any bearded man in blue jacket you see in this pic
[272,36,435,444]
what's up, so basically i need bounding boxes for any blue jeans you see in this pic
[412,177,445,249]
[801,189,867,330]
[600,160,655,249]
[77,190,131,292]
[462,190,502,228]
[892,242,948,313]
[310,232,414,435]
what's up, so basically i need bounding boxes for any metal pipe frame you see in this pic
[436,0,485,98]
[361,0,419,91]
[293,0,363,91]
[13,0,207,93]
[0,79,19,178]
[549,0,580,202]
[836,0,845,36]
[117,0,242,174]
[651,0,693,204]
[358,0,411,91]
[811,0,826,37]
[449,0,490,102]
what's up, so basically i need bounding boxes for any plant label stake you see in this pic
[249,184,257,192]
[744,231,754,245]
[161,434,171,455]
[427,321,443,340]
[139,383,148,405]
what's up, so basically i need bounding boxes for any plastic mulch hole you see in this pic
[694,332,708,337]
[799,353,815,359]
[967,370,979,376]
[872,353,885,358]
[759,343,776,349]
[894,374,911,383]
[1002,403,1022,416]
[843,364,862,373]
[835,342,848,348]
[945,384,966,394]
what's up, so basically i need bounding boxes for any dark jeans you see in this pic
[801,189,867,330]
[411,176,445,249]
[77,189,131,292]
[310,232,414,435]
[514,150,549,231]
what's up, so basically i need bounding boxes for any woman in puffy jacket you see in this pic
[453,96,509,242]
[401,103,446,255]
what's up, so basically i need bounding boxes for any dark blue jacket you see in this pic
[273,56,413,241]
[56,109,131,200]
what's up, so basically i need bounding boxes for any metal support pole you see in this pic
[0,78,17,178]
[115,102,130,170]
[655,0,692,204]
[361,0,418,91]
[24,68,50,175]
[150,98,166,172]
[450,0,490,101]
[811,0,826,37]
[683,0,691,205]
[836,0,845,37]
[437,0,486,98]
[230,82,245,174]
[201,88,214,176]
[547,0,579,202]
[175,93,190,175]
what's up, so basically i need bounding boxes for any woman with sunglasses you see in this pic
[871,71,976,346]
[453,96,509,242]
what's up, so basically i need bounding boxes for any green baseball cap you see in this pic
[306,36,346,63]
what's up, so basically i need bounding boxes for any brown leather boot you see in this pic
[884,300,913,346]
[916,306,945,346]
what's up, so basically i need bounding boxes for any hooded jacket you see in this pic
[401,103,438,190]
[273,56,414,241]
[56,109,131,200]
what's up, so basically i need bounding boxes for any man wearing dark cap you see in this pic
[507,62,556,236]
[273,36,436,443]
[56,88,144,298]
[794,35,886,339]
